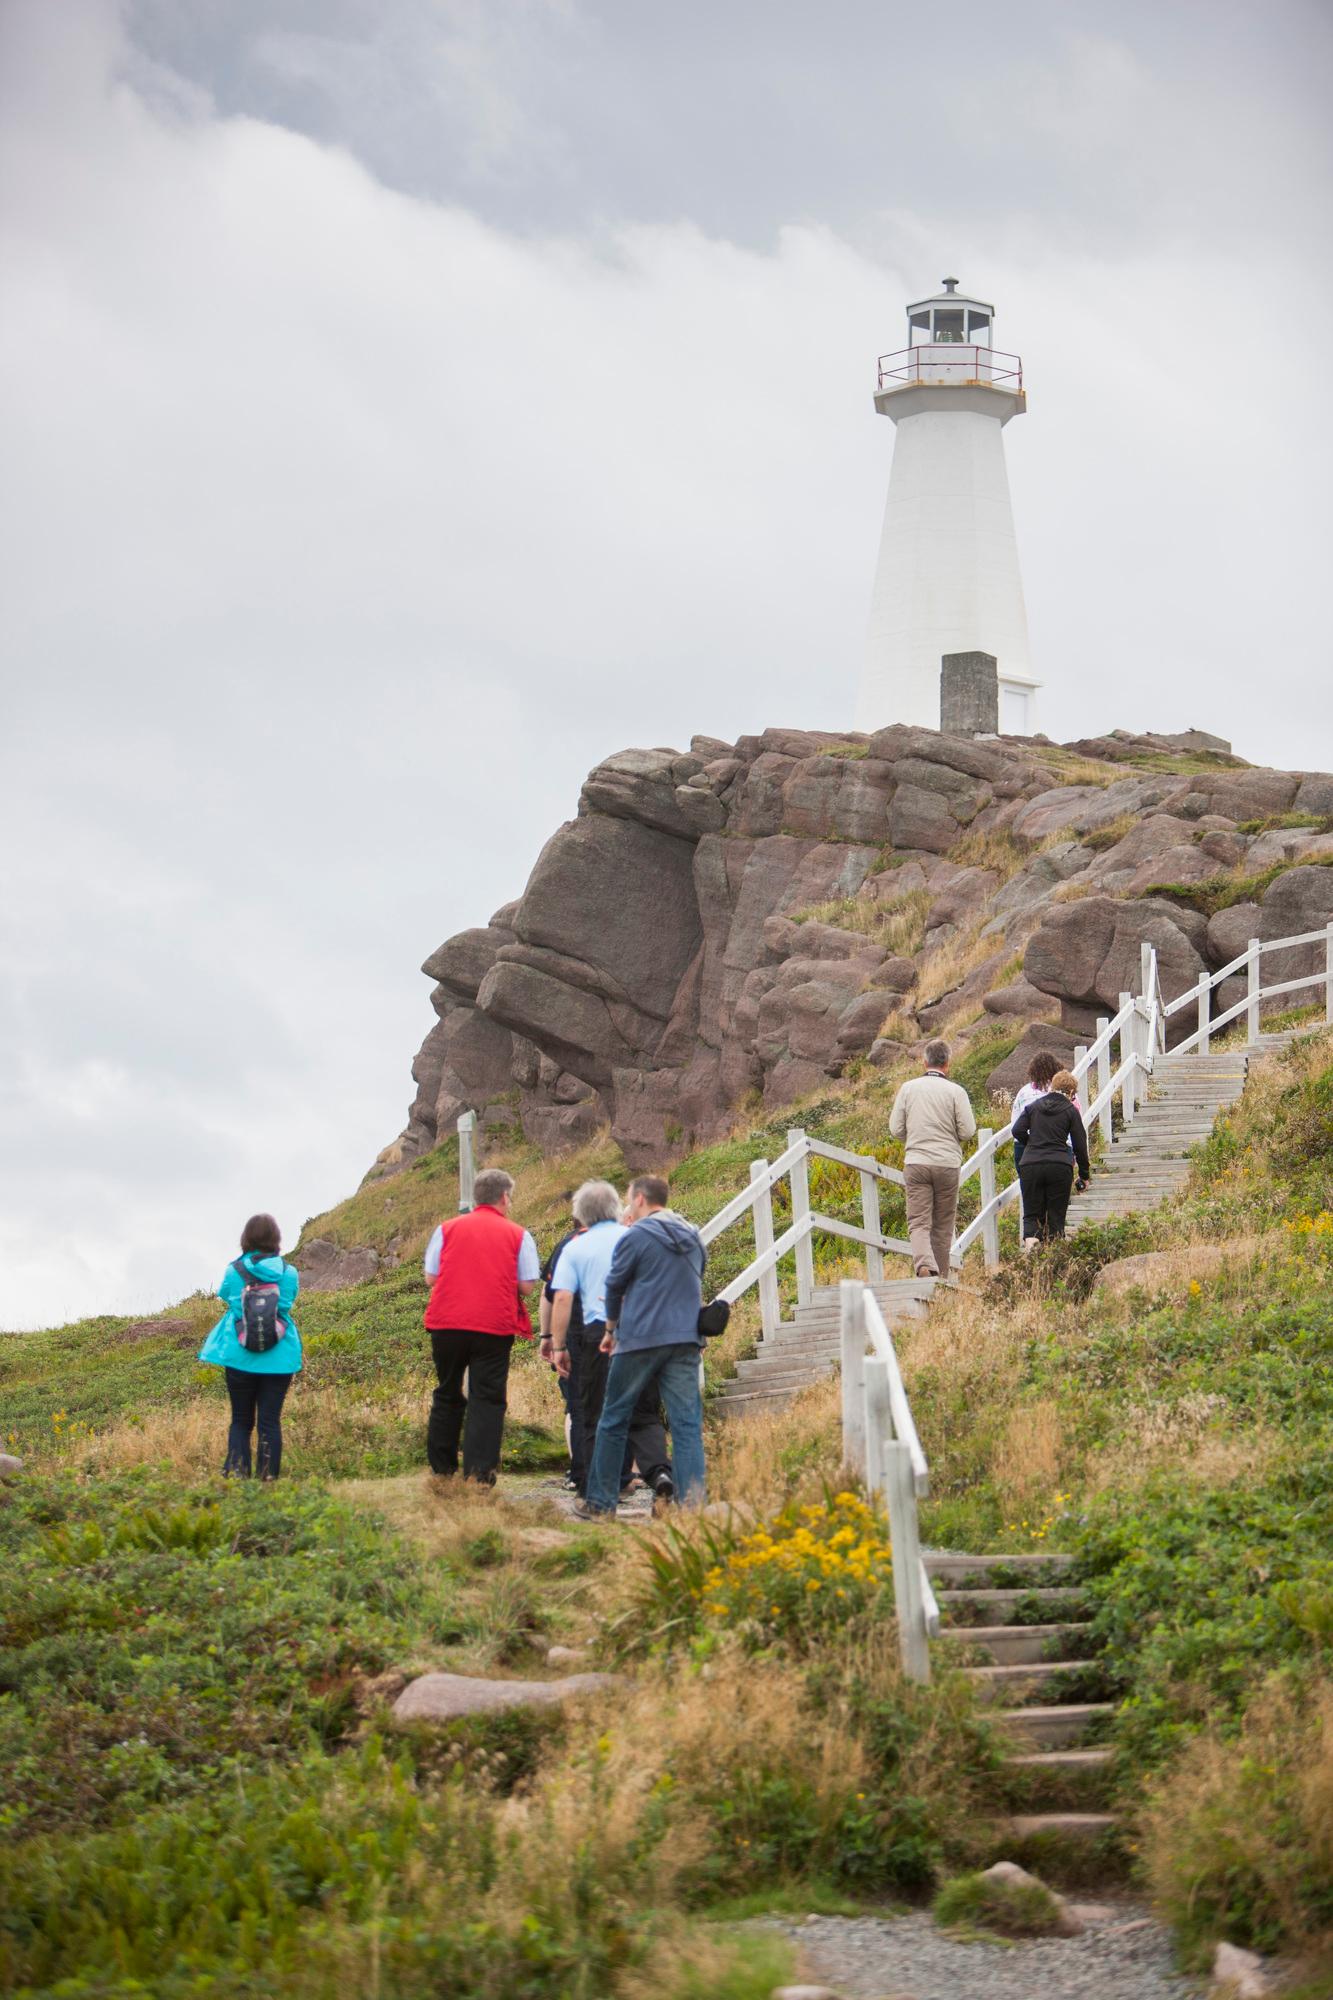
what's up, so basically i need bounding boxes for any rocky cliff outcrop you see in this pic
[375,725,1333,1174]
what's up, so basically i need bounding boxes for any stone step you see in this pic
[990,1703,1115,1749]
[926,1551,1076,1584]
[966,1660,1095,1705]
[940,1623,1086,1666]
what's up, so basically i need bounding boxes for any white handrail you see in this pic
[842,1279,935,1679]
[534,923,1333,1318]
[865,1291,929,1495]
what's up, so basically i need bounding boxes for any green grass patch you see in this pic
[933,1866,1064,1937]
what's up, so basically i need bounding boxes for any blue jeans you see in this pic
[585,1343,705,1514]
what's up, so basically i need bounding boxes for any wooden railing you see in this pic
[453,926,1332,1273]
[839,1278,938,1681]
[1162,922,1333,1054]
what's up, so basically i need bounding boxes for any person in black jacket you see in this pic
[1011,1070,1091,1248]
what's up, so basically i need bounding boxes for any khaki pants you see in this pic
[904,1164,959,1278]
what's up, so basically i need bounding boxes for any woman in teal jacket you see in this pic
[199,1213,302,1479]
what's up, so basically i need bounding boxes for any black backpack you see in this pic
[232,1258,286,1354]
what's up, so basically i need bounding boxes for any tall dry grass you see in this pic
[58,1349,562,1483]
[1143,1673,1333,1965]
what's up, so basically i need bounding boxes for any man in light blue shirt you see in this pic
[549,1179,670,1501]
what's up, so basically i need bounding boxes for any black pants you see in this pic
[573,1323,670,1492]
[428,1330,514,1482]
[224,1369,292,1479]
[556,1331,587,1486]
[1019,1160,1074,1241]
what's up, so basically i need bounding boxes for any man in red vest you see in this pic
[422,1167,541,1483]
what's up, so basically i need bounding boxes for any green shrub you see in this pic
[933,1866,1064,1936]
[0,1470,456,1841]
[1076,1460,1333,1768]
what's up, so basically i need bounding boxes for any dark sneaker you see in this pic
[561,1472,579,1491]
[651,1470,674,1503]
[571,1498,612,1522]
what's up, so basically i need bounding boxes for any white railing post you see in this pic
[839,1279,866,1478]
[1247,939,1261,1045]
[750,1160,780,1342]
[457,1110,477,1211]
[1326,922,1333,1026]
[883,1429,931,1684]
[1074,1043,1088,1099]
[1135,1003,1150,1108]
[1196,971,1211,1054]
[1140,939,1154,1013]
[1119,992,1136,1125]
[860,1170,884,1286]
[977,1131,999,1271]
[864,1351,889,1501]
[1095,1017,1112,1146]
[788,1129,815,1308]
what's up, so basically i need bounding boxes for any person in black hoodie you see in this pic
[1012,1069,1091,1248]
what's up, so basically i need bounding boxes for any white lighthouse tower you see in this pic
[856,279,1040,735]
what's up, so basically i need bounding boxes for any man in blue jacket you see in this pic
[576,1174,706,1518]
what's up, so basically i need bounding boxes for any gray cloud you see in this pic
[1,0,1330,1325]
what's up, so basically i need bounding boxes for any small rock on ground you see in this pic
[1212,1940,1272,1997]
[0,1453,23,1479]
[764,1905,1201,2000]
[391,1670,616,1723]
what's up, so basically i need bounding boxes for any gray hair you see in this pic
[473,1168,515,1209]
[571,1179,622,1226]
[924,1039,951,1069]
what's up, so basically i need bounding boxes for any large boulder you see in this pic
[1025,895,1208,1035]
[580,746,704,838]
[513,813,701,1024]
[986,1024,1080,1099]
[423,924,515,1002]
[297,1240,382,1292]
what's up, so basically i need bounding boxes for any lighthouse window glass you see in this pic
[933,309,965,342]
[967,311,990,342]
[909,310,931,345]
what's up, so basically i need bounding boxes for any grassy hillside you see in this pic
[3,1031,1332,1994]
[0,1030,1025,1484]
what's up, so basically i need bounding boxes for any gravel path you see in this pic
[764,1906,1205,2000]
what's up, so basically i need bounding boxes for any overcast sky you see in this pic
[2,0,1331,1328]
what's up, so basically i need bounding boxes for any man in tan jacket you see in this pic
[888,1040,977,1279]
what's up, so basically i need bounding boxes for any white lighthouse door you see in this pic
[1000,684,1032,735]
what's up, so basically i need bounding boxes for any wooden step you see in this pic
[991,1703,1114,1749]
[938,1587,1089,1626]
[1003,1747,1114,1775]
[942,1623,1086,1665]
[1002,1811,1118,1841]
[966,1660,1095,1704]
[925,1551,1076,1584]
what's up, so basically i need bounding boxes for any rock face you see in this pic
[375,724,1330,1172]
[296,1240,384,1293]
